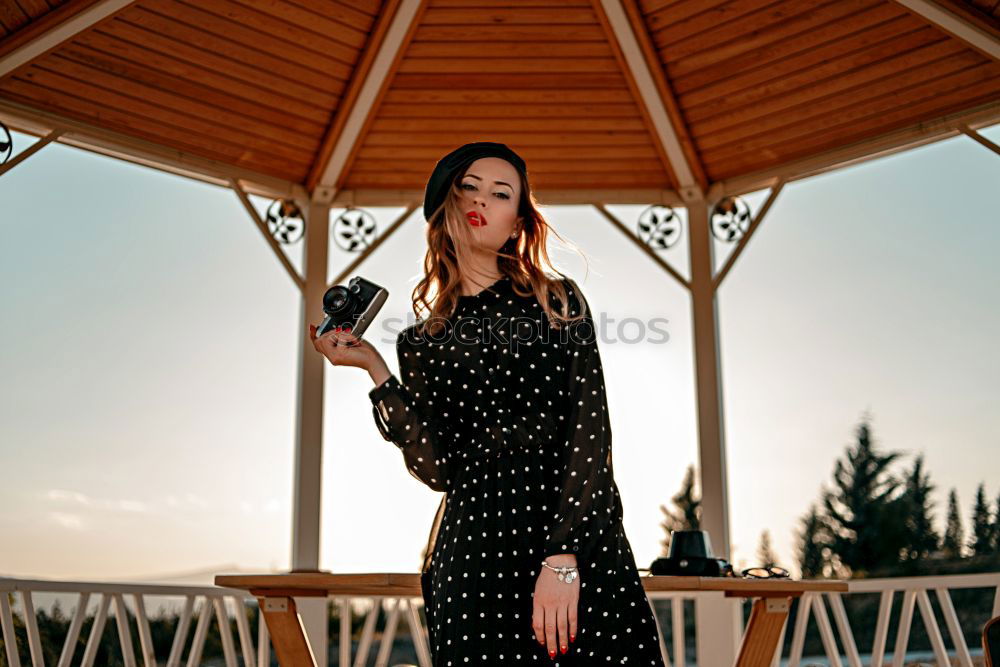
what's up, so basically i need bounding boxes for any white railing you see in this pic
[2,573,998,666]
[0,578,270,667]
[0,578,432,667]
[778,572,1000,667]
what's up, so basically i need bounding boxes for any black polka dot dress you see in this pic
[369,275,666,666]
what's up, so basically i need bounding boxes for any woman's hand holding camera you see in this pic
[308,323,393,390]
[309,324,373,369]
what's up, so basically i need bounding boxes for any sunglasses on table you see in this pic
[720,564,790,579]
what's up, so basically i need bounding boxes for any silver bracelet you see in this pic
[541,560,579,584]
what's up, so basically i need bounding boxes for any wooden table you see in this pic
[214,571,847,667]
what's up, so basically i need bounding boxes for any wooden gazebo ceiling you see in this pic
[1,0,998,204]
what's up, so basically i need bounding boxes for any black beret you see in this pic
[423,141,528,222]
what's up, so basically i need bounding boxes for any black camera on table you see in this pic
[316,276,388,339]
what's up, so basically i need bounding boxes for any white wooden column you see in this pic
[687,200,741,664]
[291,199,331,665]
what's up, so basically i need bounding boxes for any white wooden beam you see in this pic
[312,0,424,201]
[593,203,690,290]
[958,123,1000,157]
[229,177,306,293]
[0,0,136,77]
[893,0,1000,61]
[0,128,63,177]
[596,0,703,202]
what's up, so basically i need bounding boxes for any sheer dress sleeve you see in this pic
[369,330,450,492]
[543,279,617,563]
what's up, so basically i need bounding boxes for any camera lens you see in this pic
[323,285,356,315]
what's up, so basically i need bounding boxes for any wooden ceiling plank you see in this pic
[287,0,381,19]
[705,69,1000,173]
[965,0,996,12]
[378,102,642,118]
[35,55,318,155]
[234,0,373,34]
[227,0,373,43]
[16,1,53,18]
[363,130,654,145]
[4,66,314,168]
[0,96,308,198]
[55,39,328,138]
[0,0,134,77]
[644,0,730,29]
[406,40,613,58]
[685,25,955,125]
[596,0,706,199]
[639,0,687,13]
[421,6,598,23]
[358,144,662,159]
[79,25,332,125]
[689,36,977,137]
[650,0,785,49]
[0,2,30,33]
[119,7,347,99]
[431,0,592,6]
[396,57,622,73]
[893,0,1000,59]
[171,0,362,63]
[711,82,1000,178]
[706,100,1000,198]
[391,72,627,87]
[415,24,606,40]
[342,171,672,188]
[661,0,891,66]
[702,57,995,161]
[668,0,898,86]
[369,117,648,132]
[350,158,666,173]
[381,88,630,103]
[676,13,925,106]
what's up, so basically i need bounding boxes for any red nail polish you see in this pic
[549,649,556,658]
[560,645,567,654]
[570,634,575,642]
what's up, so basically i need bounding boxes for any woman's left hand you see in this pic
[532,555,579,658]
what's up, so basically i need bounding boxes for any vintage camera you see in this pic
[316,276,388,339]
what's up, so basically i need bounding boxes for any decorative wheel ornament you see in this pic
[0,121,12,165]
[265,199,304,244]
[637,204,681,250]
[711,195,752,242]
[334,207,377,252]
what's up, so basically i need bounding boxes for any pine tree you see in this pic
[900,454,938,561]
[797,504,828,578]
[820,417,903,576]
[993,491,1000,552]
[756,529,778,568]
[969,483,993,556]
[942,488,964,559]
[659,465,701,554]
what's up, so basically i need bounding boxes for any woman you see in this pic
[309,142,665,665]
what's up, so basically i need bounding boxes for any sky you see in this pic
[1,124,999,586]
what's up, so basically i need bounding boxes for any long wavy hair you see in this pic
[409,156,588,338]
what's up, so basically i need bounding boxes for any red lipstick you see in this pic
[467,211,487,226]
